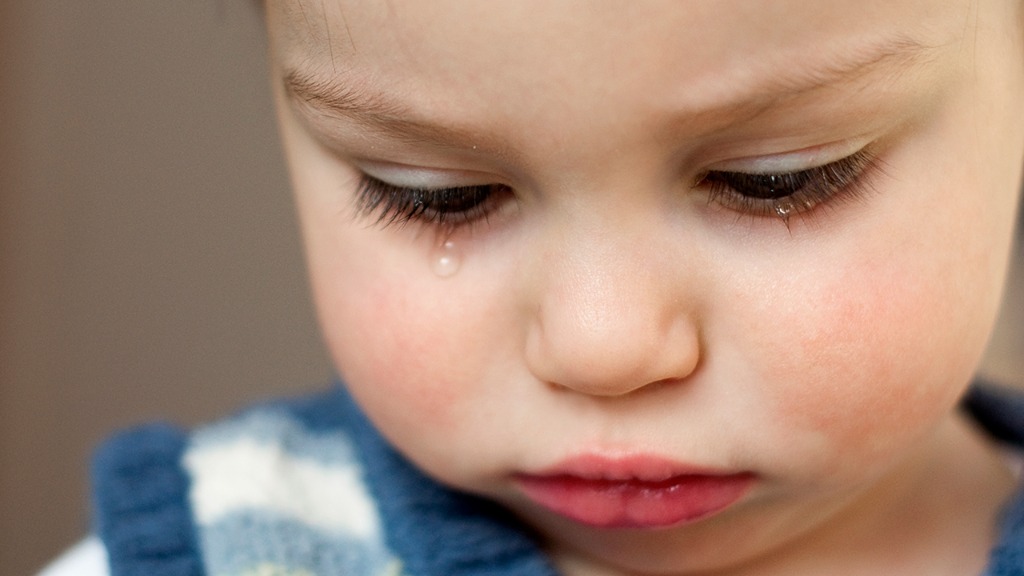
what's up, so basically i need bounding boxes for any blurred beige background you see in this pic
[0,2,333,573]
[1,1,1022,575]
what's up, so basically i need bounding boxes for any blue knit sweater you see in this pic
[92,384,1024,576]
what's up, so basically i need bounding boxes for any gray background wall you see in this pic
[1,2,1022,574]
[1,2,333,573]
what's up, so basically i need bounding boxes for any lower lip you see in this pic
[515,469,755,529]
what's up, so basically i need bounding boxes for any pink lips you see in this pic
[515,455,754,528]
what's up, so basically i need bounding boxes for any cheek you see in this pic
[318,264,465,434]
[747,227,998,480]
[355,286,462,420]
[780,269,951,427]
[306,228,513,479]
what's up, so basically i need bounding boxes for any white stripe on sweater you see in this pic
[184,437,381,539]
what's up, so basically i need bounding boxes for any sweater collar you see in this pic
[331,385,560,576]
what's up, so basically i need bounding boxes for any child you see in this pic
[41,0,1024,575]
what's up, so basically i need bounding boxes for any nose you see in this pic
[524,225,702,397]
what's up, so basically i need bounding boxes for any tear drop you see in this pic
[774,199,794,223]
[431,239,462,278]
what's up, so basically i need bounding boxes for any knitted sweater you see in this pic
[86,384,1024,576]
[92,385,558,576]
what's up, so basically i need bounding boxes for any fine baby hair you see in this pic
[44,1,1024,576]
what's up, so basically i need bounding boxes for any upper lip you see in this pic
[522,453,740,482]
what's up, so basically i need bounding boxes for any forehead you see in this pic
[269,1,965,81]
[267,1,970,162]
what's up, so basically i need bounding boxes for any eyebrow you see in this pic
[284,68,500,152]
[283,35,942,147]
[750,36,941,100]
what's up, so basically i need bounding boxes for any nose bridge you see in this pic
[556,227,653,339]
[525,215,701,396]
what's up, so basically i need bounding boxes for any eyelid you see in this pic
[707,137,874,174]
[359,161,498,190]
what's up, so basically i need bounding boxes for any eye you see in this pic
[699,148,877,223]
[353,174,512,229]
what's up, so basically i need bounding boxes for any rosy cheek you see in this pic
[318,260,477,447]
[754,255,972,478]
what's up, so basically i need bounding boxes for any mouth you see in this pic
[514,455,755,529]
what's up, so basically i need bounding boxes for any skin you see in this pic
[265,1,1024,574]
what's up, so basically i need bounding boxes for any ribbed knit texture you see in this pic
[92,423,204,576]
[92,386,558,576]
[182,392,401,576]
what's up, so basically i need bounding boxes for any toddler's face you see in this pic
[267,0,1024,573]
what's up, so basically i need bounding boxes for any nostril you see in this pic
[642,377,686,394]
[542,375,690,397]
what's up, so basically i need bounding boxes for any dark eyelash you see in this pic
[353,175,506,229]
[354,148,878,230]
[701,148,877,223]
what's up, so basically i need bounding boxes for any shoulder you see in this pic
[37,537,109,576]
[91,385,400,576]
